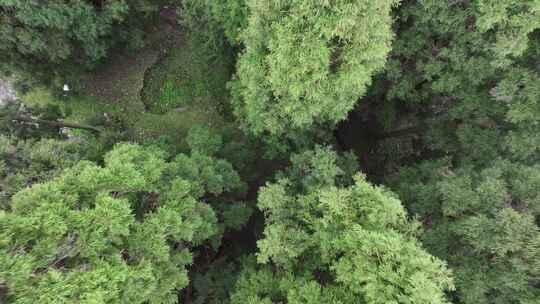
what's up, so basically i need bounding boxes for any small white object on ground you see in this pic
[0,79,17,106]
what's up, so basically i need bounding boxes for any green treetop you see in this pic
[0,138,246,303]
[392,157,540,304]
[179,0,247,47]
[374,2,540,303]
[0,0,158,83]
[230,0,399,136]
[230,147,454,303]
[0,135,88,208]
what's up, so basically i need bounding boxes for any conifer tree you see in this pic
[231,0,399,136]
[0,135,87,208]
[231,147,454,304]
[0,137,246,303]
[374,1,540,303]
[179,0,247,47]
[0,0,158,83]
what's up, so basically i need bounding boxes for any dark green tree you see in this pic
[179,0,247,47]
[368,1,540,303]
[0,135,88,208]
[0,0,159,83]
[230,147,454,303]
[0,137,248,303]
[391,158,540,304]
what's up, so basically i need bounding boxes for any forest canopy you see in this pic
[1,0,539,303]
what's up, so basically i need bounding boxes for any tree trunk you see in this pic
[377,119,460,140]
[377,125,424,140]
[12,115,102,133]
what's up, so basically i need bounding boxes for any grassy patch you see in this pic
[141,34,234,114]
[129,106,225,151]
[78,22,172,105]
[19,86,115,124]
[51,24,236,153]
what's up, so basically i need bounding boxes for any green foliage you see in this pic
[391,159,540,304]
[179,0,247,46]
[187,125,224,156]
[496,68,540,160]
[376,2,540,303]
[0,141,246,303]
[141,34,234,114]
[379,0,540,134]
[190,257,248,304]
[231,0,399,135]
[476,0,540,66]
[231,148,454,304]
[3,1,540,303]
[0,135,87,208]
[0,0,159,84]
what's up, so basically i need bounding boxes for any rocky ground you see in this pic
[0,79,16,105]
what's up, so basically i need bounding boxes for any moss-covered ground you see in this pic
[64,20,236,152]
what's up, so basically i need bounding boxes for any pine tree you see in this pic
[0,136,247,303]
[230,0,399,136]
[231,147,454,304]
[0,135,87,208]
[374,2,540,303]
[0,0,159,83]
[179,0,247,47]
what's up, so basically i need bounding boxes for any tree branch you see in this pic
[12,115,102,133]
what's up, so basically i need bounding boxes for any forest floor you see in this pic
[75,17,227,152]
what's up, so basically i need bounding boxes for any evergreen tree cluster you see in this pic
[1,0,539,303]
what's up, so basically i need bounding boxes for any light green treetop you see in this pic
[0,139,245,303]
[231,0,399,135]
[231,147,454,304]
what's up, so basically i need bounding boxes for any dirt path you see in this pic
[80,12,183,105]
[80,48,160,104]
